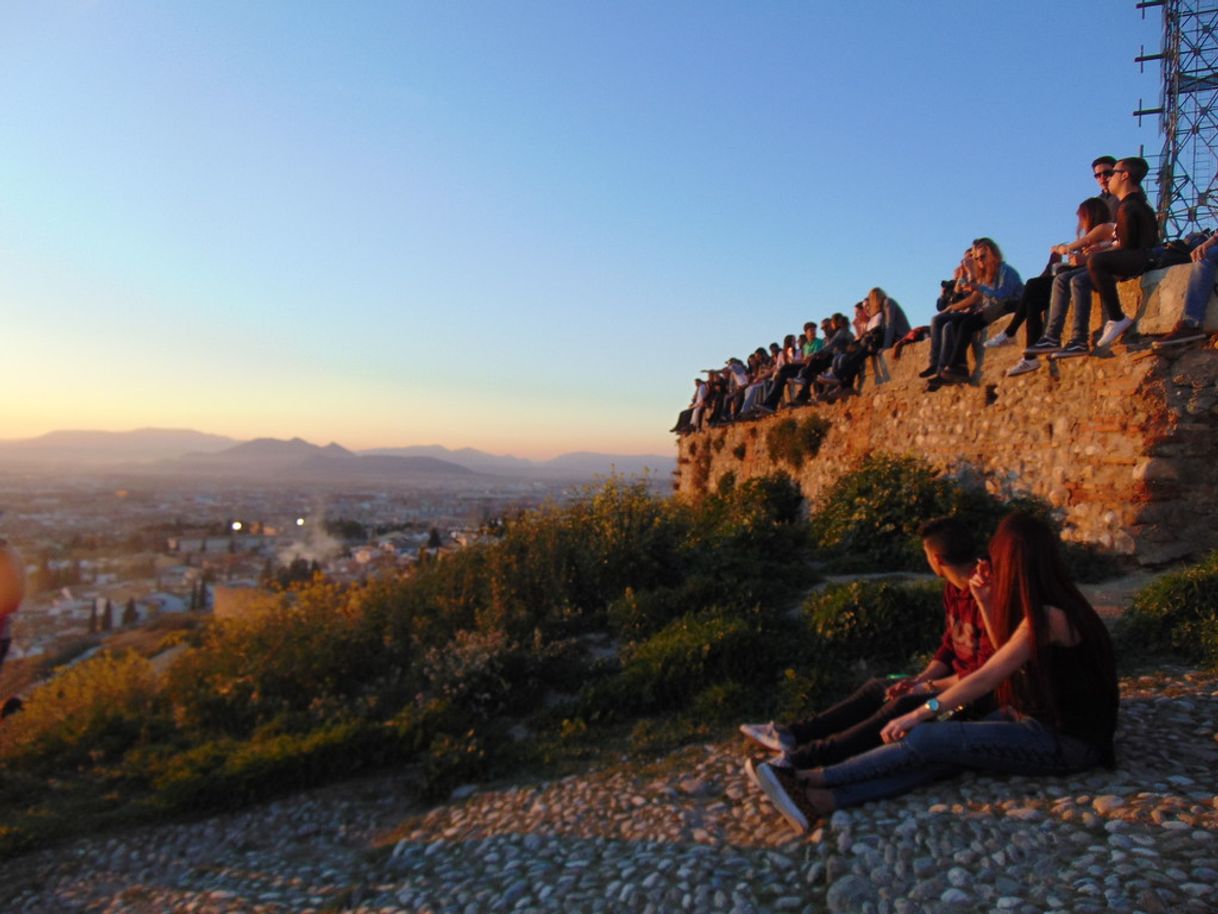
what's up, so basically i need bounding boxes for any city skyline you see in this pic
[2,2,1162,458]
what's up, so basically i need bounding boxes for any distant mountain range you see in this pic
[0,428,236,464]
[362,445,671,478]
[0,429,673,481]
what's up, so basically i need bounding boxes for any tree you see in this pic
[121,600,138,627]
[101,600,114,632]
[427,527,443,549]
[88,601,99,634]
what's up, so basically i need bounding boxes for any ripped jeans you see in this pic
[819,710,1101,809]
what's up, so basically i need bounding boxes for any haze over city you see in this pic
[2,1,1160,458]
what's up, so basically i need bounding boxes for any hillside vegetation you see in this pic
[0,455,1206,858]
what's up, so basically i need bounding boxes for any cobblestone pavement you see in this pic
[1,668,1215,914]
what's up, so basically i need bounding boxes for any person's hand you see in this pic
[1192,236,1216,262]
[881,710,923,743]
[1051,243,1070,256]
[884,677,915,700]
[969,558,993,610]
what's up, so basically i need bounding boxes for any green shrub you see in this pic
[150,717,394,811]
[1115,551,1218,665]
[164,580,399,738]
[766,415,831,469]
[801,578,943,674]
[689,680,752,723]
[810,453,1033,571]
[589,604,795,717]
[0,652,169,771]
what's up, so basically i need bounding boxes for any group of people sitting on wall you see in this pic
[673,154,1216,432]
[670,287,912,433]
[740,512,1119,834]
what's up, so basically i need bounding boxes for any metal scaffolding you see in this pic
[1135,0,1218,235]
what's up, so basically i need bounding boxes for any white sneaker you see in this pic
[983,333,1012,349]
[1095,316,1134,348]
[739,721,794,753]
[744,753,794,791]
[755,762,810,833]
[1005,357,1040,377]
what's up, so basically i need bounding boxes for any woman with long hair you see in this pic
[926,238,1023,387]
[754,512,1119,833]
[999,197,1116,377]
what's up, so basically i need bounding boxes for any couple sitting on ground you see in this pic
[740,513,1118,833]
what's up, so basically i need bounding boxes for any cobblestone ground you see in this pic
[0,668,1214,914]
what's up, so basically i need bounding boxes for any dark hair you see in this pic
[986,513,1118,725]
[917,516,976,565]
[1091,155,1117,169]
[1077,197,1111,233]
[1118,156,1149,186]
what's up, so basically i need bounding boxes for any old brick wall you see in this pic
[674,266,1218,565]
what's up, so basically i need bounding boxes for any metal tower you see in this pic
[1134,0,1218,236]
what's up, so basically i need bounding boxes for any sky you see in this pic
[0,1,1168,459]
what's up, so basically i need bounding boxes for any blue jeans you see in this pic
[1184,243,1218,325]
[1043,267,1093,345]
[819,711,1101,809]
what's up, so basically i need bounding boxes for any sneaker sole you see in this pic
[739,723,786,753]
[1049,351,1089,360]
[755,764,809,833]
[1096,323,1135,349]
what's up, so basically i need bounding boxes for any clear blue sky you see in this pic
[0,1,1164,458]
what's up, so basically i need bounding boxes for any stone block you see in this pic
[1123,264,1218,336]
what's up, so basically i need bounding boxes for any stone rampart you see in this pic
[674,264,1218,565]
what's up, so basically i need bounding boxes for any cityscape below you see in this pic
[0,427,673,684]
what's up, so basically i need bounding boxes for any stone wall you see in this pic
[674,265,1218,565]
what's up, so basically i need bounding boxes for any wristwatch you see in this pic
[924,697,941,715]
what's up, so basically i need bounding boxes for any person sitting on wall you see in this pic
[802,321,825,359]
[739,347,776,417]
[762,334,808,411]
[818,289,904,391]
[670,376,709,434]
[1083,156,1161,350]
[920,250,979,380]
[740,517,995,776]
[1153,230,1218,349]
[1001,197,1115,377]
[1091,154,1120,221]
[794,314,853,401]
[932,238,1024,386]
[1026,156,1158,359]
[721,357,750,422]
